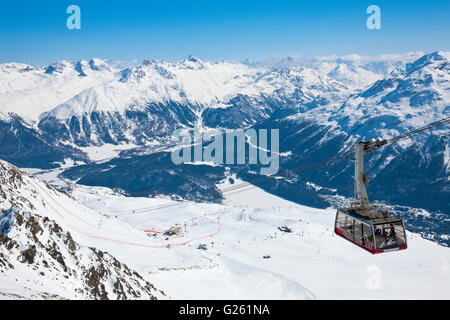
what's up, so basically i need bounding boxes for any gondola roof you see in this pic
[338,208,403,225]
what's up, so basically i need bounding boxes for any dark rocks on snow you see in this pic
[278,226,293,233]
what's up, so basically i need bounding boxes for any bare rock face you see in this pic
[0,160,164,300]
[0,208,163,300]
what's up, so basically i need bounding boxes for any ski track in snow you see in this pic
[28,178,223,249]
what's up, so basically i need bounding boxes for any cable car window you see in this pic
[345,217,354,233]
[354,222,363,244]
[343,216,354,239]
[336,212,346,229]
[362,224,374,248]
[345,216,354,232]
[374,223,406,249]
[393,223,406,245]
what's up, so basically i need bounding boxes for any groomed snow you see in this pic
[22,172,448,300]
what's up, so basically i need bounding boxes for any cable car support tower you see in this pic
[335,116,450,253]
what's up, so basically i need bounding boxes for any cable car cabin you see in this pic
[333,140,408,254]
[334,206,407,254]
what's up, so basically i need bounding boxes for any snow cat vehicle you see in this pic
[334,140,407,254]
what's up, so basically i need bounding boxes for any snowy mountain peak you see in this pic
[0,62,35,73]
[310,51,450,141]
[142,58,157,66]
[44,60,75,75]
[181,55,205,69]
[89,58,111,72]
[321,62,382,89]
[187,55,202,63]
[405,51,448,76]
[44,59,113,76]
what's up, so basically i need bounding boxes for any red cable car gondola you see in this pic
[334,117,450,253]
[335,140,407,254]
[335,206,407,254]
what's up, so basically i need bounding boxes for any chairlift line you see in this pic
[117,116,450,215]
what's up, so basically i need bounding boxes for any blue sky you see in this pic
[0,0,449,65]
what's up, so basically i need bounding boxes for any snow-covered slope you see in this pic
[321,51,450,138]
[1,159,449,299]
[0,59,116,121]
[16,169,450,300]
